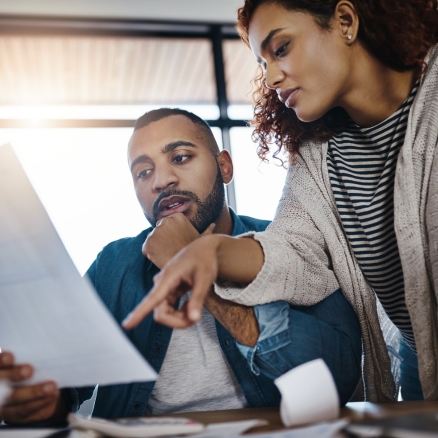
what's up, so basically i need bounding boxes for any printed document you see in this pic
[0,144,157,387]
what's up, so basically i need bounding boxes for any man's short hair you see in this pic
[134,108,220,155]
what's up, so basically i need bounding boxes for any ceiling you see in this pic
[0,0,244,23]
[0,1,261,107]
[0,35,258,105]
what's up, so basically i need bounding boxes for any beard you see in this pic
[146,164,225,233]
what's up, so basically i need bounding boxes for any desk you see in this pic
[162,401,438,434]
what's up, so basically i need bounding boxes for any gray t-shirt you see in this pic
[146,293,248,414]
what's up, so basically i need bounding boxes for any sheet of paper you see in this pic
[0,429,91,438]
[0,380,11,404]
[0,144,157,388]
[196,419,268,437]
[274,359,340,428]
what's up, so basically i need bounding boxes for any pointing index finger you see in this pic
[122,270,189,330]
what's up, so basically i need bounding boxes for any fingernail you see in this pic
[122,313,133,328]
[43,383,56,394]
[20,366,31,378]
[190,309,201,321]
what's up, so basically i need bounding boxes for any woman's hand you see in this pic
[123,235,221,329]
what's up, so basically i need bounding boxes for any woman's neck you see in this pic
[339,46,417,128]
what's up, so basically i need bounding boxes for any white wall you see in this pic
[0,0,242,23]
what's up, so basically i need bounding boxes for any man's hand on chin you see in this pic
[143,212,215,269]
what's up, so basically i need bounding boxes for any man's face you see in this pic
[128,115,225,233]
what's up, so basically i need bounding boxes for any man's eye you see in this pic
[275,43,288,58]
[137,169,152,179]
[172,154,191,164]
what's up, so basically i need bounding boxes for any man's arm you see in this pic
[204,288,259,347]
[143,212,261,346]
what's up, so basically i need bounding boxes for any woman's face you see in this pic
[248,2,352,122]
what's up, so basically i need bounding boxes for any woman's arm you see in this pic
[426,144,438,298]
[123,164,339,330]
[122,233,264,329]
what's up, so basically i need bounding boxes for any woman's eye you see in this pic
[275,43,288,58]
[172,154,191,164]
[137,169,152,179]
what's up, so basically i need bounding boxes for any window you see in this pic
[0,20,286,273]
[230,127,287,221]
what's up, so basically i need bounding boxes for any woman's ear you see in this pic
[335,1,359,44]
[216,150,233,184]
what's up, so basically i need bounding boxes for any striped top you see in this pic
[327,84,419,352]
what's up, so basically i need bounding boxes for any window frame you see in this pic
[0,15,252,209]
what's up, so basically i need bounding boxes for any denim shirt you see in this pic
[74,210,280,418]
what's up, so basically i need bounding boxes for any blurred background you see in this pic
[0,0,287,273]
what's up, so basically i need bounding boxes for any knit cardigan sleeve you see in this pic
[215,165,340,306]
[426,144,438,305]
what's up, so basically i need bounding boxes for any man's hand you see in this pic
[123,233,264,331]
[143,213,215,269]
[0,352,67,424]
[124,234,221,329]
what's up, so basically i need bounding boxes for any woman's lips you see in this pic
[279,88,299,108]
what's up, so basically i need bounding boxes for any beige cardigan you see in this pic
[216,45,438,402]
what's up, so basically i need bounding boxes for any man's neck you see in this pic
[212,205,233,235]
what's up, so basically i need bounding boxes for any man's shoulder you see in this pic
[90,227,153,274]
[237,214,271,233]
[100,227,152,256]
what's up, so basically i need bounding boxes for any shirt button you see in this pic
[134,403,141,410]
[155,346,162,353]
[225,339,230,347]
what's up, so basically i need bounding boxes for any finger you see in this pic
[0,364,33,382]
[153,300,193,329]
[1,396,58,424]
[187,273,214,323]
[0,352,14,367]
[201,223,216,236]
[5,382,58,406]
[122,271,191,329]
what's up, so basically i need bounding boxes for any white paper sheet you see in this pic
[0,144,157,388]
[274,359,339,428]
[0,380,11,404]
[196,419,268,437]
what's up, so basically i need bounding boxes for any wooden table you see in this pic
[163,401,438,434]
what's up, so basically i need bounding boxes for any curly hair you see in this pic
[237,0,438,161]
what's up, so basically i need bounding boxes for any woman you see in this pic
[124,0,438,402]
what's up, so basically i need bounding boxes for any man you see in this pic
[0,109,361,423]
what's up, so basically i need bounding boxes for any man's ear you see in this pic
[216,150,233,184]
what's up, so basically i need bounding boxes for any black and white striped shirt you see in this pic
[327,84,419,351]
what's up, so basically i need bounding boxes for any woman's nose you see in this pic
[265,63,284,90]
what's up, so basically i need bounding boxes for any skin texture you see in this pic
[0,114,260,424]
[123,1,417,332]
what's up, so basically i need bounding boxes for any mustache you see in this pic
[152,188,200,220]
